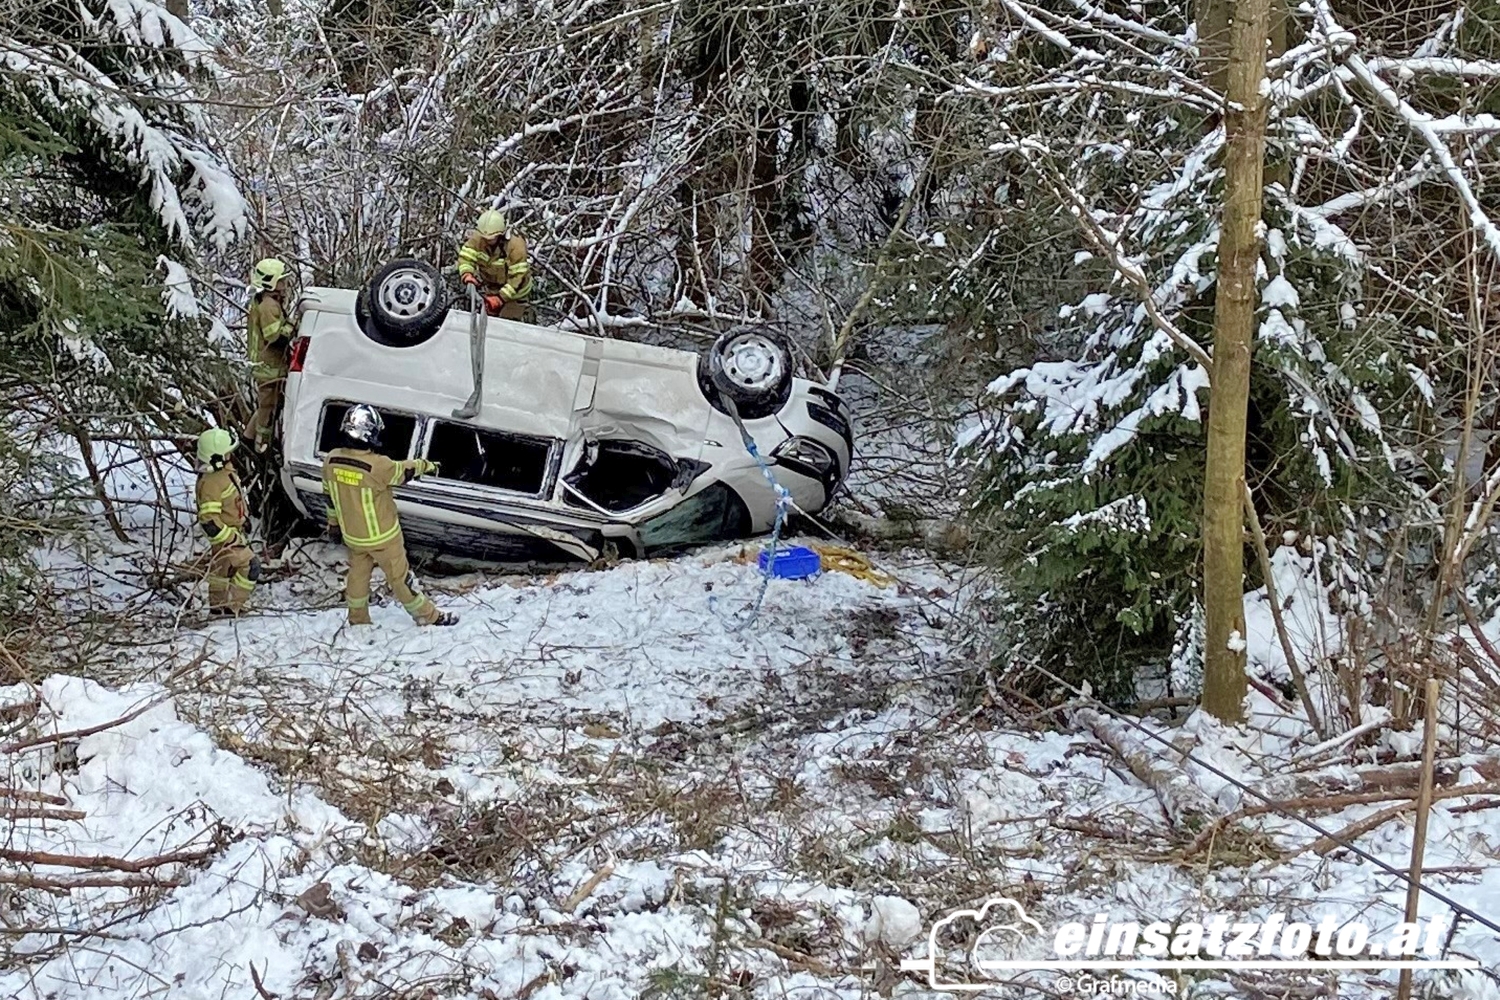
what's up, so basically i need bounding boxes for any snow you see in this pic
[1262,274,1300,310]
[157,256,200,319]
[865,896,923,948]
[8,520,1500,999]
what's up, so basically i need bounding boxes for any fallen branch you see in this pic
[2,806,86,821]
[751,937,837,976]
[0,787,70,806]
[1273,780,1500,864]
[250,962,280,1000]
[1291,715,1387,766]
[515,969,552,1000]
[1,696,170,755]
[561,861,616,913]
[0,841,217,873]
[1254,759,1466,800]
[0,872,186,891]
[1184,777,1495,856]
[1075,708,1222,832]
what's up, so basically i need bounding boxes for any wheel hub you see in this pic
[721,334,783,391]
[379,268,433,319]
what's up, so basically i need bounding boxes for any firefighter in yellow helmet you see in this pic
[457,210,534,321]
[321,405,458,627]
[196,428,259,616]
[246,257,298,453]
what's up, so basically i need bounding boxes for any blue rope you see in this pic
[725,439,792,633]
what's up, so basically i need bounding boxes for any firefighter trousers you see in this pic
[248,375,285,451]
[207,542,257,612]
[343,538,438,625]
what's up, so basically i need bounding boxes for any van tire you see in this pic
[363,258,448,346]
[698,328,794,421]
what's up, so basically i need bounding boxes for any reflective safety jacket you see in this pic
[248,292,295,381]
[321,448,436,549]
[197,467,248,547]
[457,232,533,302]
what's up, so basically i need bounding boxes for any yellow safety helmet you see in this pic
[250,257,290,292]
[476,210,508,238]
[197,427,237,467]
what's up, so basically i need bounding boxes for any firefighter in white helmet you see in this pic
[321,405,458,627]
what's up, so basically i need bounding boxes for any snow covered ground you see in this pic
[3,447,1499,999]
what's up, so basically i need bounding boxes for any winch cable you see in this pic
[714,392,791,633]
[1022,660,1500,939]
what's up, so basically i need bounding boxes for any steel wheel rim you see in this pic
[719,333,784,392]
[378,267,434,319]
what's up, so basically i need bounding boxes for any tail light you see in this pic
[288,336,310,373]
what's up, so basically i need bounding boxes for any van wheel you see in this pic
[698,328,794,421]
[363,258,448,346]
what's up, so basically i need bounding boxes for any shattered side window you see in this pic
[638,484,750,552]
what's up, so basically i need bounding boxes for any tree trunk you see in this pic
[1195,0,1232,97]
[1201,0,1272,724]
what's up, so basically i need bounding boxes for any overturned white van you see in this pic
[277,259,854,561]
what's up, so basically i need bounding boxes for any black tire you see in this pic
[697,328,794,421]
[362,258,448,347]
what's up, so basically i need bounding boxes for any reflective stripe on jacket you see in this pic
[457,232,533,301]
[321,447,433,548]
[197,467,247,546]
[248,293,295,380]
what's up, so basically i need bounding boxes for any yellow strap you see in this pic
[347,595,370,608]
[231,574,256,591]
[402,594,430,614]
[206,575,231,586]
[209,524,236,545]
[220,484,239,498]
[810,544,896,588]
[500,283,518,299]
[199,502,223,515]
[507,261,529,275]
[458,245,487,263]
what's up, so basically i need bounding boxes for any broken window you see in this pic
[637,484,750,552]
[426,421,551,495]
[318,402,417,459]
[564,440,686,513]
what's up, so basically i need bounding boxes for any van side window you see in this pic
[318,402,417,459]
[427,421,551,495]
[637,484,750,552]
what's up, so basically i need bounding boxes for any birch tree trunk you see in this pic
[1201,0,1272,723]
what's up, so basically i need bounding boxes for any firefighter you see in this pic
[457,209,534,320]
[246,257,297,453]
[321,405,458,627]
[196,428,259,616]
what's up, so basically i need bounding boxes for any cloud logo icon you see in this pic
[899,897,1047,992]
